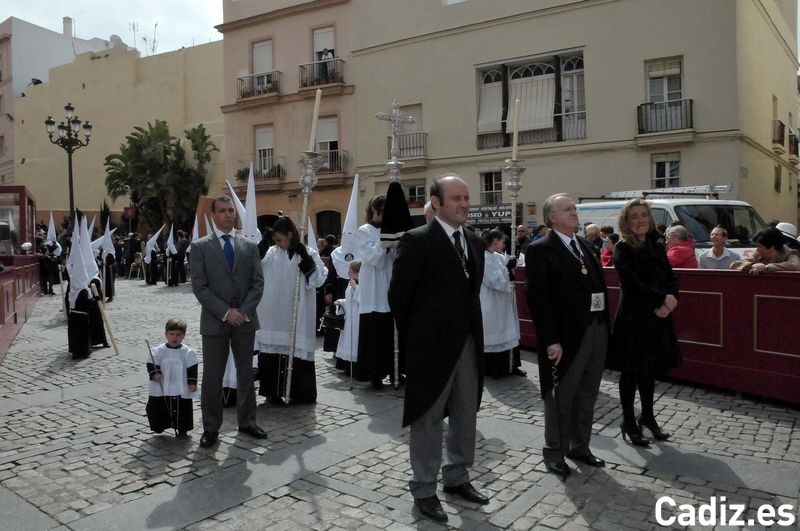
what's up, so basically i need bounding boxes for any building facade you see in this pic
[13,41,225,227]
[217,0,355,237]
[0,16,119,187]
[351,0,799,228]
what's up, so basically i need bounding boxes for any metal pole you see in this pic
[67,149,75,219]
[282,151,322,405]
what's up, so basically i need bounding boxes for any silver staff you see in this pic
[503,156,525,374]
[376,100,415,389]
[283,150,322,404]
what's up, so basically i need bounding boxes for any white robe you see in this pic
[335,283,360,362]
[147,343,198,399]
[480,251,520,353]
[355,223,392,314]
[255,246,327,361]
[221,346,258,389]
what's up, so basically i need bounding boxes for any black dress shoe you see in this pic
[544,459,572,479]
[443,482,490,505]
[199,431,218,448]
[511,368,527,377]
[567,452,605,467]
[414,495,447,522]
[371,380,384,390]
[238,425,268,439]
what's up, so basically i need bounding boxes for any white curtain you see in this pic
[477,81,503,134]
[255,127,273,151]
[510,74,556,131]
[252,41,272,74]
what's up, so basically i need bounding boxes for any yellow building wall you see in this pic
[13,42,225,226]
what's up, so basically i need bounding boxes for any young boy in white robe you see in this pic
[334,261,361,374]
[146,318,198,437]
[480,229,522,378]
[256,216,327,404]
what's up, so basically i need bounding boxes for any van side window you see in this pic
[650,208,670,228]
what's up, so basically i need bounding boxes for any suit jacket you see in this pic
[190,232,264,335]
[524,231,608,398]
[389,220,485,427]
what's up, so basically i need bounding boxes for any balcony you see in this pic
[235,154,287,182]
[386,132,428,159]
[789,133,798,165]
[772,120,786,154]
[477,111,585,150]
[237,71,281,100]
[317,149,350,175]
[299,58,345,88]
[637,99,693,134]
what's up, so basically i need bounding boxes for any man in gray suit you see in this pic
[191,196,266,448]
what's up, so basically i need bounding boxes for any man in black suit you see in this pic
[389,175,488,523]
[525,193,609,479]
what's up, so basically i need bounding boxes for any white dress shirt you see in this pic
[435,216,469,260]
[553,229,583,258]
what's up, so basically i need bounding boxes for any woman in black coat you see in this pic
[609,199,681,446]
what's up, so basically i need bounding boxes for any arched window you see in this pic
[510,63,554,79]
[561,56,584,72]
[482,69,503,84]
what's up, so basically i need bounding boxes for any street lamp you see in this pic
[44,102,92,219]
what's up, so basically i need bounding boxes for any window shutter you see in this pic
[255,127,274,150]
[252,41,272,74]
[509,74,556,131]
[648,59,681,78]
[477,81,503,133]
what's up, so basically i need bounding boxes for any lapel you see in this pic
[464,229,482,281]
[232,234,245,274]
[431,220,466,279]
[207,232,229,272]
[547,231,589,286]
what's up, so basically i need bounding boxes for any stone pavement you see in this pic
[0,279,798,530]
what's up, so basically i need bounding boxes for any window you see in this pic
[477,53,585,149]
[480,171,503,205]
[255,127,274,178]
[316,117,342,173]
[0,136,4,156]
[252,40,272,74]
[651,153,680,188]
[774,165,782,193]
[313,27,335,61]
[0,95,3,114]
[406,184,425,207]
[647,58,682,103]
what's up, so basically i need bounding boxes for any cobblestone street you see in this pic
[1,279,798,530]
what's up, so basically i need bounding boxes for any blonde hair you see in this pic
[617,199,656,243]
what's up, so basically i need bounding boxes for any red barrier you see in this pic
[515,267,800,405]
[0,260,41,362]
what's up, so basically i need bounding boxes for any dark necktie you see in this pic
[453,231,469,279]
[222,235,234,270]
[569,239,582,260]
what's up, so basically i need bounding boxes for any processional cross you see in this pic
[375,100,416,182]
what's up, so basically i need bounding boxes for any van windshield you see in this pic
[674,205,766,247]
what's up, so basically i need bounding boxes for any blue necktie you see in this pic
[222,235,234,270]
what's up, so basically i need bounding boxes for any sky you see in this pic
[2,1,223,55]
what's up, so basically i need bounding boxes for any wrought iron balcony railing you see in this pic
[477,111,586,150]
[637,99,693,134]
[773,120,786,147]
[236,154,288,182]
[317,149,350,174]
[299,58,345,88]
[386,132,428,159]
[237,71,281,100]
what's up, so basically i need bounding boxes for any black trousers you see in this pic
[258,353,317,403]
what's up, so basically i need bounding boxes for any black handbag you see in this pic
[319,305,345,330]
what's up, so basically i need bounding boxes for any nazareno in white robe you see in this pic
[335,283,360,362]
[480,251,520,353]
[355,223,392,314]
[255,246,327,361]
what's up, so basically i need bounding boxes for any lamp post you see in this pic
[44,103,92,220]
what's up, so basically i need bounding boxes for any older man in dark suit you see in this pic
[389,175,488,523]
[525,193,609,479]
[191,196,266,448]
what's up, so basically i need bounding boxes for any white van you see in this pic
[577,198,767,258]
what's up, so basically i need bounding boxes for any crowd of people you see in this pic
[38,179,800,524]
